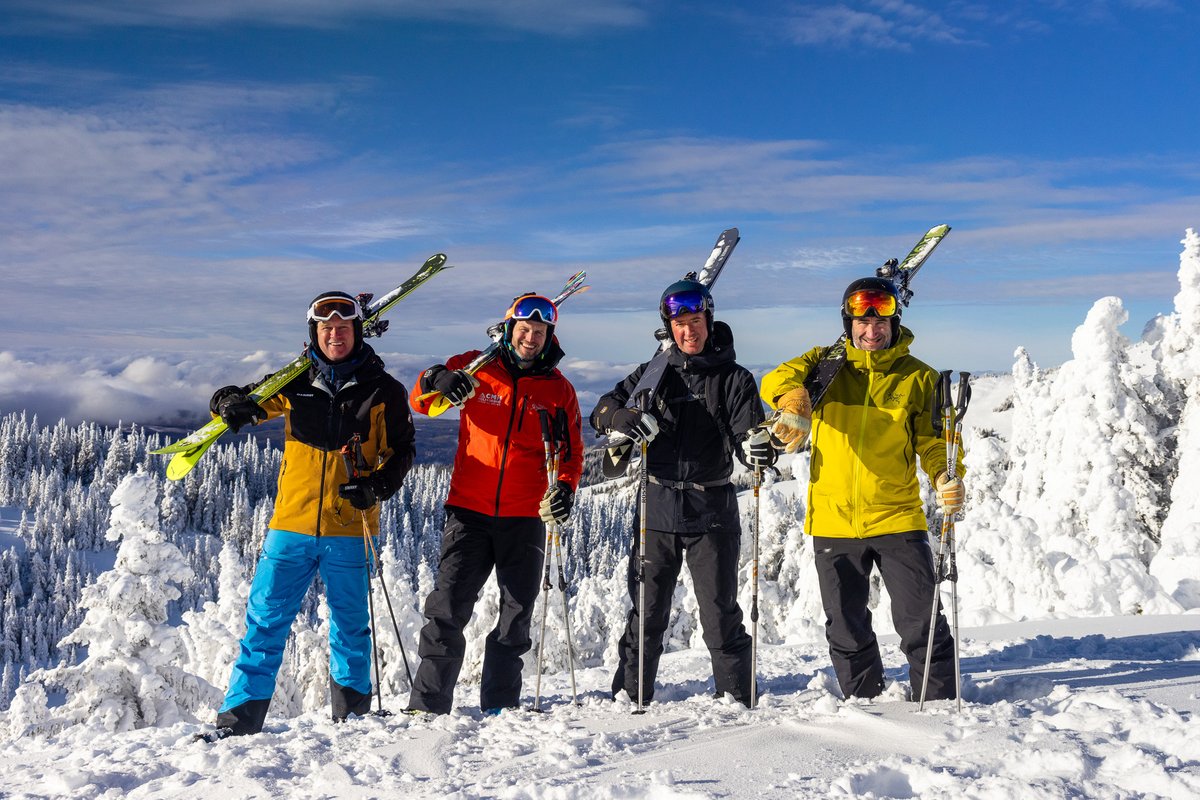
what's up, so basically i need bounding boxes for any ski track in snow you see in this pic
[4,615,1199,800]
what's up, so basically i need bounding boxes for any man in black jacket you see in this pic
[591,278,772,707]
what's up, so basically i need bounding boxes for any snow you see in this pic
[2,614,1198,799]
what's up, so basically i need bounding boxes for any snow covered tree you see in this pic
[1149,228,1200,608]
[4,472,220,739]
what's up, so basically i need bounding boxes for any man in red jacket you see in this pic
[407,293,583,714]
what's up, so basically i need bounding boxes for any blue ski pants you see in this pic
[220,528,373,712]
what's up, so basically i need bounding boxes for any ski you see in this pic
[417,269,590,418]
[601,227,740,478]
[802,224,951,411]
[152,253,451,480]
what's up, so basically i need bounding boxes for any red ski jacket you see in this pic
[410,341,583,518]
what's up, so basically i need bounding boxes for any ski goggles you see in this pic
[506,294,557,325]
[660,288,710,320]
[843,289,898,319]
[307,296,363,322]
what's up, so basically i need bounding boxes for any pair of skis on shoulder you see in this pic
[151,253,452,480]
[414,270,590,417]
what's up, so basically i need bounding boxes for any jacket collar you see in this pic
[845,325,914,372]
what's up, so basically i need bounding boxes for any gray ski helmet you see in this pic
[659,277,714,330]
[841,276,901,346]
[307,290,364,356]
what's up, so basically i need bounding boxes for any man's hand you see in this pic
[211,386,266,434]
[770,386,812,453]
[740,428,777,471]
[539,480,574,525]
[430,368,479,409]
[339,477,385,511]
[610,408,659,444]
[935,472,965,516]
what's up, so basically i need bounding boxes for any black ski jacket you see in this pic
[591,321,765,534]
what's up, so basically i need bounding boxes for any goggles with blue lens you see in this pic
[505,294,558,325]
[308,296,363,322]
[660,288,710,320]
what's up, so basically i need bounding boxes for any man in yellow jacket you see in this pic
[760,276,965,701]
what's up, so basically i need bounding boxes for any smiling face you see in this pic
[316,318,356,362]
[850,317,892,351]
[510,319,549,361]
[670,311,708,355]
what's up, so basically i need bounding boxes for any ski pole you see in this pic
[343,436,416,698]
[531,412,557,712]
[553,408,579,706]
[919,372,970,711]
[750,456,761,710]
[948,372,971,711]
[633,393,651,715]
[342,437,384,714]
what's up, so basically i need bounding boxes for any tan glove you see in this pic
[935,472,965,516]
[770,386,812,453]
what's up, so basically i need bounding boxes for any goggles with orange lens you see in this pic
[506,294,557,325]
[843,289,898,319]
[308,296,363,322]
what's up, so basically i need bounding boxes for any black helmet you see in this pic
[307,290,364,358]
[659,277,713,330]
[841,276,901,346]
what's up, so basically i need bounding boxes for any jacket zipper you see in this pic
[494,375,521,515]
[851,356,874,538]
[315,383,342,539]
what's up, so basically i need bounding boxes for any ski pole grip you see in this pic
[537,408,554,444]
[938,370,953,411]
[955,372,972,420]
[340,445,357,479]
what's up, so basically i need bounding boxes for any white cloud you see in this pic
[5,0,650,36]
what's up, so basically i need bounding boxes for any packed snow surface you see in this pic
[4,614,1198,799]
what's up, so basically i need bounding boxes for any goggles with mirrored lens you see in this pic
[308,296,363,322]
[661,288,710,320]
[506,294,557,325]
[843,289,898,319]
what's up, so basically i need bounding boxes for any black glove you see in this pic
[339,476,385,511]
[609,407,659,444]
[212,387,265,434]
[539,480,574,525]
[740,428,778,471]
[429,368,478,409]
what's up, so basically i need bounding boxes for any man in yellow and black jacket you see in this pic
[761,276,965,701]
[204,290,415,738]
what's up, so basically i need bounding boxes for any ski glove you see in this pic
[339,476,386,511]
[430,367,479,409]
[770,386,812,453]
[539,480,574,525]
[211,387,266,434]
[609,408,659,444]
[934,472,965,516]
[740,428,777,471]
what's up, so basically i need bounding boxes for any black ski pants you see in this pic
[408,506,545,714]
[612,527,753,705]
[812,531,956,700]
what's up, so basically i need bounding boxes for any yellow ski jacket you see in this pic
[760,327,962,538]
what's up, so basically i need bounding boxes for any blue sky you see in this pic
[2,0,1197,424]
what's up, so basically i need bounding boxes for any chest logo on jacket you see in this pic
[478,392,503,407]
